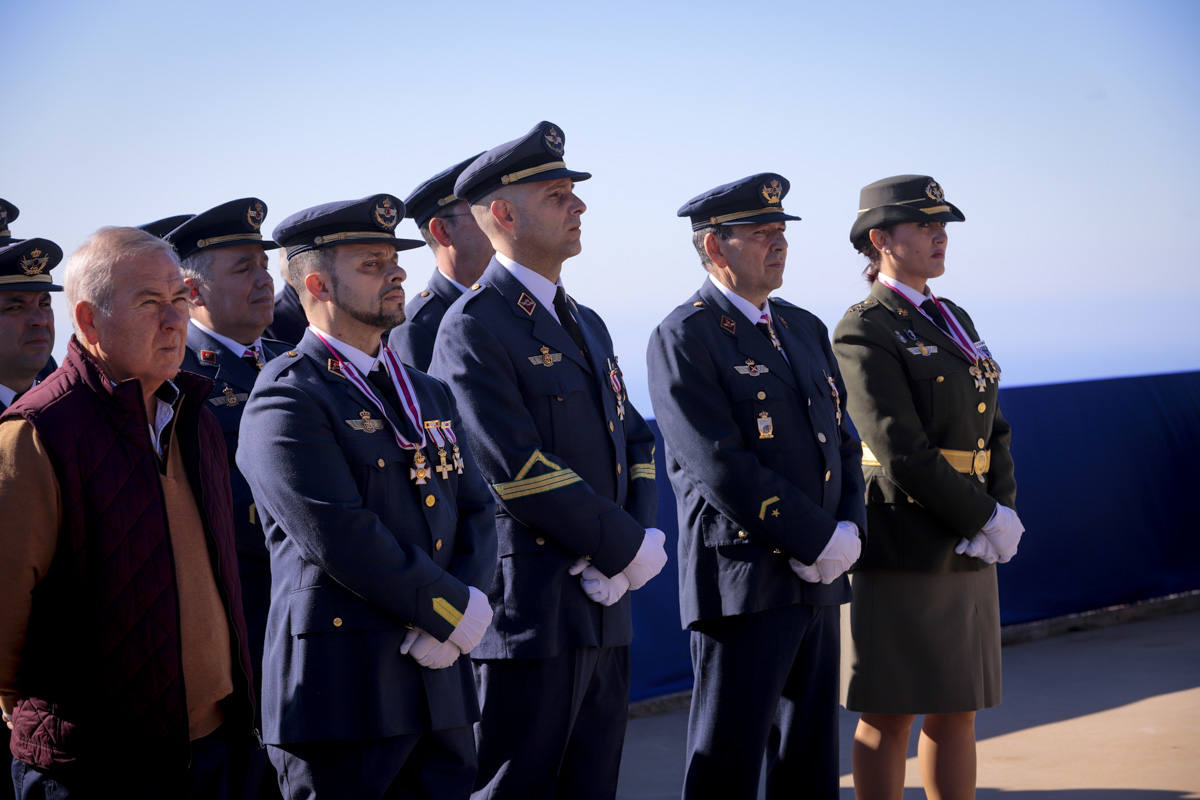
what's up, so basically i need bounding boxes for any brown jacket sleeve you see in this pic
[0,420,62,711]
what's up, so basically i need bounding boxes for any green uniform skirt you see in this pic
[840,566,1002,714]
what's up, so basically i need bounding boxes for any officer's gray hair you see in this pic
[179,250,216,284]
[64,226,180,337]
[692,225,734,272]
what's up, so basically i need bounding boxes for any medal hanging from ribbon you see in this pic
[824,370,842,426]
[424,419,453,480]
[312,331,429,484]
[606,356,626,421]
[440,420,465,474]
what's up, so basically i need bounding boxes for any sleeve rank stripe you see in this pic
[493,469,583,500]
[512,449,563,481]
[432,596,463,627]
[629,463,656,480]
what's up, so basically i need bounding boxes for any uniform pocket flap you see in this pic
[289,585,396,635]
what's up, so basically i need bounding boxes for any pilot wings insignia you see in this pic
[345,410,385,433]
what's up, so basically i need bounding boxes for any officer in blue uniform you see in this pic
[0,238,62,414]
[387,153,493,370]
[429,121,668,800]
[646,174,867,800]
[170,197,286,796]
[0,202,59,391]
[236,194,496,799]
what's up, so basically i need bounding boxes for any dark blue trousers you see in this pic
[267,726,475,800]
[472,646,629,800]
[684,603,840,800]
[12,724,244,800]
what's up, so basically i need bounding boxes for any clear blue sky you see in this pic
[5,0,1198,410]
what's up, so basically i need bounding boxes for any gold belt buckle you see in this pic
[971,449,990,482]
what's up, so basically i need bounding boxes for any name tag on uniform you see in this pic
[906,344,938,356]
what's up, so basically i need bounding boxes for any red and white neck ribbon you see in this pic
[312,330,426,452]
[884,284,985,365]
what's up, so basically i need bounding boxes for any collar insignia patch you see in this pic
[517,292,537,316]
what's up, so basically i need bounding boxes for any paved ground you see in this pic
[618,610,1200,799]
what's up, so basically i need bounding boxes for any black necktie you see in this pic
[920,299,951,335]
[368,367,403,413]
[554,287,588,358]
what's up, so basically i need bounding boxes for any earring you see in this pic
[884,248,892,254]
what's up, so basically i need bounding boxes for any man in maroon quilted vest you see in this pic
[0,226,257,798]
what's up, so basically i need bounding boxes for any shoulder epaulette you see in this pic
[849,297,879,313]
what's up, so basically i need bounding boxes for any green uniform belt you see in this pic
[861,443,991,476]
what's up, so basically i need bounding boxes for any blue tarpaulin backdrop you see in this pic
[628,370,1200,701]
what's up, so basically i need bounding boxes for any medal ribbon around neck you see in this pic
[312,331,426,452]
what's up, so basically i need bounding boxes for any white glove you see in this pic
[401,628,461,669]
[980,504,1024,563]
[789,521,862,584]
[622,528,668,590]
[788,558,822,583]
[579,565,631,606]
[447,586,493,654]
[955,533,1001,564]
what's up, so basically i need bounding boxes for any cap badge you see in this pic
[925,181,945,203]
[246,201,265,231]
[374,198,399,230]
[761,179,783,205]
[19,250,49,275]
[543,126,565,156]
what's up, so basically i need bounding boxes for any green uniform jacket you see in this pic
[832,280,1016,573]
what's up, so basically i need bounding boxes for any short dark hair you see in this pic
[691,225,734,271]
[286,247,334,289]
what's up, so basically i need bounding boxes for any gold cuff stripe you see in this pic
[432,596,463,627]
[0,228,9,236]
[0,274,52,285]
[709,206,787,225]
[630,464,656,480]
[436,193,458,208]
[494,469,582,500]
[500,161,566,185]
[861,443,990,475]
[196,232,264,248]
[513,450,561,481]
[758,496,780,520]
[312,231,396,246]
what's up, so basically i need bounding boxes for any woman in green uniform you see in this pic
[832,175,1026,800]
